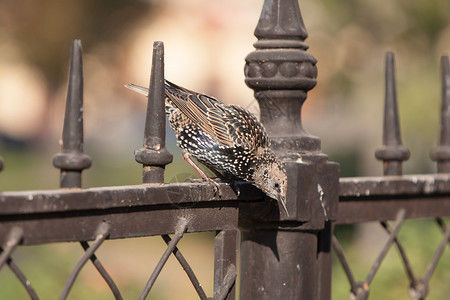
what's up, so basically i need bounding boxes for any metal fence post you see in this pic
[240,0,339,299]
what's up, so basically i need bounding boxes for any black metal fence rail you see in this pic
[0,39,245,300]
[1,0,450,299]
[333,52,450,300]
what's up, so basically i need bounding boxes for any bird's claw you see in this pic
[209,179,223,198]
[232,182,240,197]
[185,177,222,198]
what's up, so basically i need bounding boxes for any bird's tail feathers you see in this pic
[124,83,149,97]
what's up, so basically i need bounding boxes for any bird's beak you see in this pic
[277,194,289,217]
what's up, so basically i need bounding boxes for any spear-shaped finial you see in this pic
[134,41,173,183]
[244,0,319,156]
[431,55,450,172]
[375,52,410,175]
[52,40,92,188]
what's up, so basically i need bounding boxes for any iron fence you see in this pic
[1,0,450,299]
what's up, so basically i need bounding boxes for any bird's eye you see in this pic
[274,182,279,189]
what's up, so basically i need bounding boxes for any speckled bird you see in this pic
[125,80,288,215]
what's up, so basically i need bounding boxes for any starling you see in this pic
[125,80,288,215]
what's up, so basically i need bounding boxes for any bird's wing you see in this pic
[125,81,270,150]
[164,80,237,147]
[225,104,269,150]
[165,80,270,150]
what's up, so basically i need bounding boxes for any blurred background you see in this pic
[0,0,449,299]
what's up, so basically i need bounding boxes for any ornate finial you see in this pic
[135,41,173,183]
[375,52,410,175]
[53,40,92,188]
[431,55,450,172]
[253,0,308,47]
[244,0,319,156]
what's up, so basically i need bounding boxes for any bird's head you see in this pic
[252,152,288,213]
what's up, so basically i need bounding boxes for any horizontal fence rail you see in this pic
[339,174,450,223]
[331,52,450,300]
[0,39,244,300]
[0,182,256,245]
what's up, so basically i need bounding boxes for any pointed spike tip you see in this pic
[63,39,85,153]
[385,52,396,84]
[152,41,164,63]
[383,51,403,146]
[73,39,82,49]
[385,52,395,81]
[70,40,83,66]
[153,40,164,48]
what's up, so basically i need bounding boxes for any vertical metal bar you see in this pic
[135,41,173,183]
[375,52,410,175]
[214,265,237,300]
[59,222,110,300]
[138,219,188,300]
[53,41,121,299]
[240,230,318,299]
[431,55,450,172]
[244,0,319,153]
[214,228,237,300]
[331,236,358,295]
[52,40,91,188]
[316,222,333,300]
[241,1,339,299]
